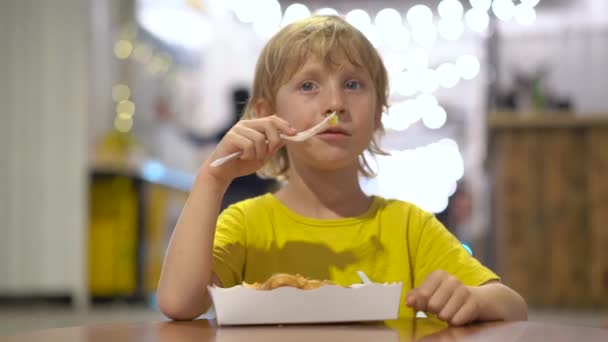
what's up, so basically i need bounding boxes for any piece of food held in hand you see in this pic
[242,273,335,290]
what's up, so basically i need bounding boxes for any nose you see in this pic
[324,82,346,117]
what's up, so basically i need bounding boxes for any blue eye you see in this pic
[345,80,362,90]
[300,81,316,91]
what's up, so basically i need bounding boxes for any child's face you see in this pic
[274,54,380,172]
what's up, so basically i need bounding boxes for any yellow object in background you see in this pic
[143,185,187,294]
[144,185,167,294]
[88,176,138,296]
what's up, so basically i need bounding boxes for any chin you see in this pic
[310,156,358,172]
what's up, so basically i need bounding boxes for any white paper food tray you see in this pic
[208,282,403,325]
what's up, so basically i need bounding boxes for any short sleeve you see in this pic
[212,204,248,288]
[410,210,499,288]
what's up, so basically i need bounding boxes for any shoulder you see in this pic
[372,196,441,247]
[218,193,280,230]
[221,193,274,214]
[373,196,434,223]
[216,194,275,242]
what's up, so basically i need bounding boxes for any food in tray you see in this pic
[242,273,335,290]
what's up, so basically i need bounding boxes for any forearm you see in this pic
[157,171,230,320]
[470,282,528,322]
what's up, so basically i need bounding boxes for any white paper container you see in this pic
[208,283,403,326]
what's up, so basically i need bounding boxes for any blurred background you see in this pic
[1,0,607,335]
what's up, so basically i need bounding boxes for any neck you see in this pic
[274,161,372,219]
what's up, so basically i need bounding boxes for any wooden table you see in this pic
[1,318,607,341]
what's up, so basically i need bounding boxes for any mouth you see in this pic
[318,127,350,136]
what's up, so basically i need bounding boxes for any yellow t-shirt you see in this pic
[212,193,499,318]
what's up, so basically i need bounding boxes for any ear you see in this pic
[254,99,273,118]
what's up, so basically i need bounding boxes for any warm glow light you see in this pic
[514,4,536,26]
[117,112,132,120]
[391,71,417,97]
[469,0,492,11]
[253,21,280,40]
[282,3,310,26]
[438,0,464,21]
[521,0,541,7]
[137,7,212,50]
[384,25,410,51]
[465,8,490,32]
[375,8,402,31]
[114,115,134,132]
[403,50,429,71]
[146,55,166,75]
[360,138,465,213]
[415,68,439,94]
[438,19,464,40]
[422,105,447,129]
[436,62,460,88]
[412,24,437,48]
[492,0,516,22]
[383,53,407,74]
[346,9,371,31]
[315,7,338,15]
[120,22,139,41]
[416,94,439,114]
[252,0,282,39]
[361,25,382,48]
[116,100,135,116]
[133,43,153,64]
[112,84,131,102]
[457,55,481,80]
[232,0,256,23]
[382,99,421,131]
[407,5,433,28]
[114,40,133,59]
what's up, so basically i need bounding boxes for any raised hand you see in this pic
[202,115,296,184]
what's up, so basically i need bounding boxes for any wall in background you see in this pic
[0,0,91,309]
[497,0,608,114]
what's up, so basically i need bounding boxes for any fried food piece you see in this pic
[243,273,334,290]
[261,273,306,290]
[300,279,333,290]
[242,281,262,289]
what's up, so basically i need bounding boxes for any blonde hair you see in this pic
[242,15,389,180]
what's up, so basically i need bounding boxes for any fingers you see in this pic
[224,130,260,161]
[248,116,296,151]
[407,271,475,325]
[406,270,480,326]
[268,116,298,136]
[257,121,283,154]
[232,125,266,160]
[427,274,461,313]
[406,271,444,312]
[406,289,416,308]
[227,116,296,161]
[450,295,480,326]
[438,285,469,322]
